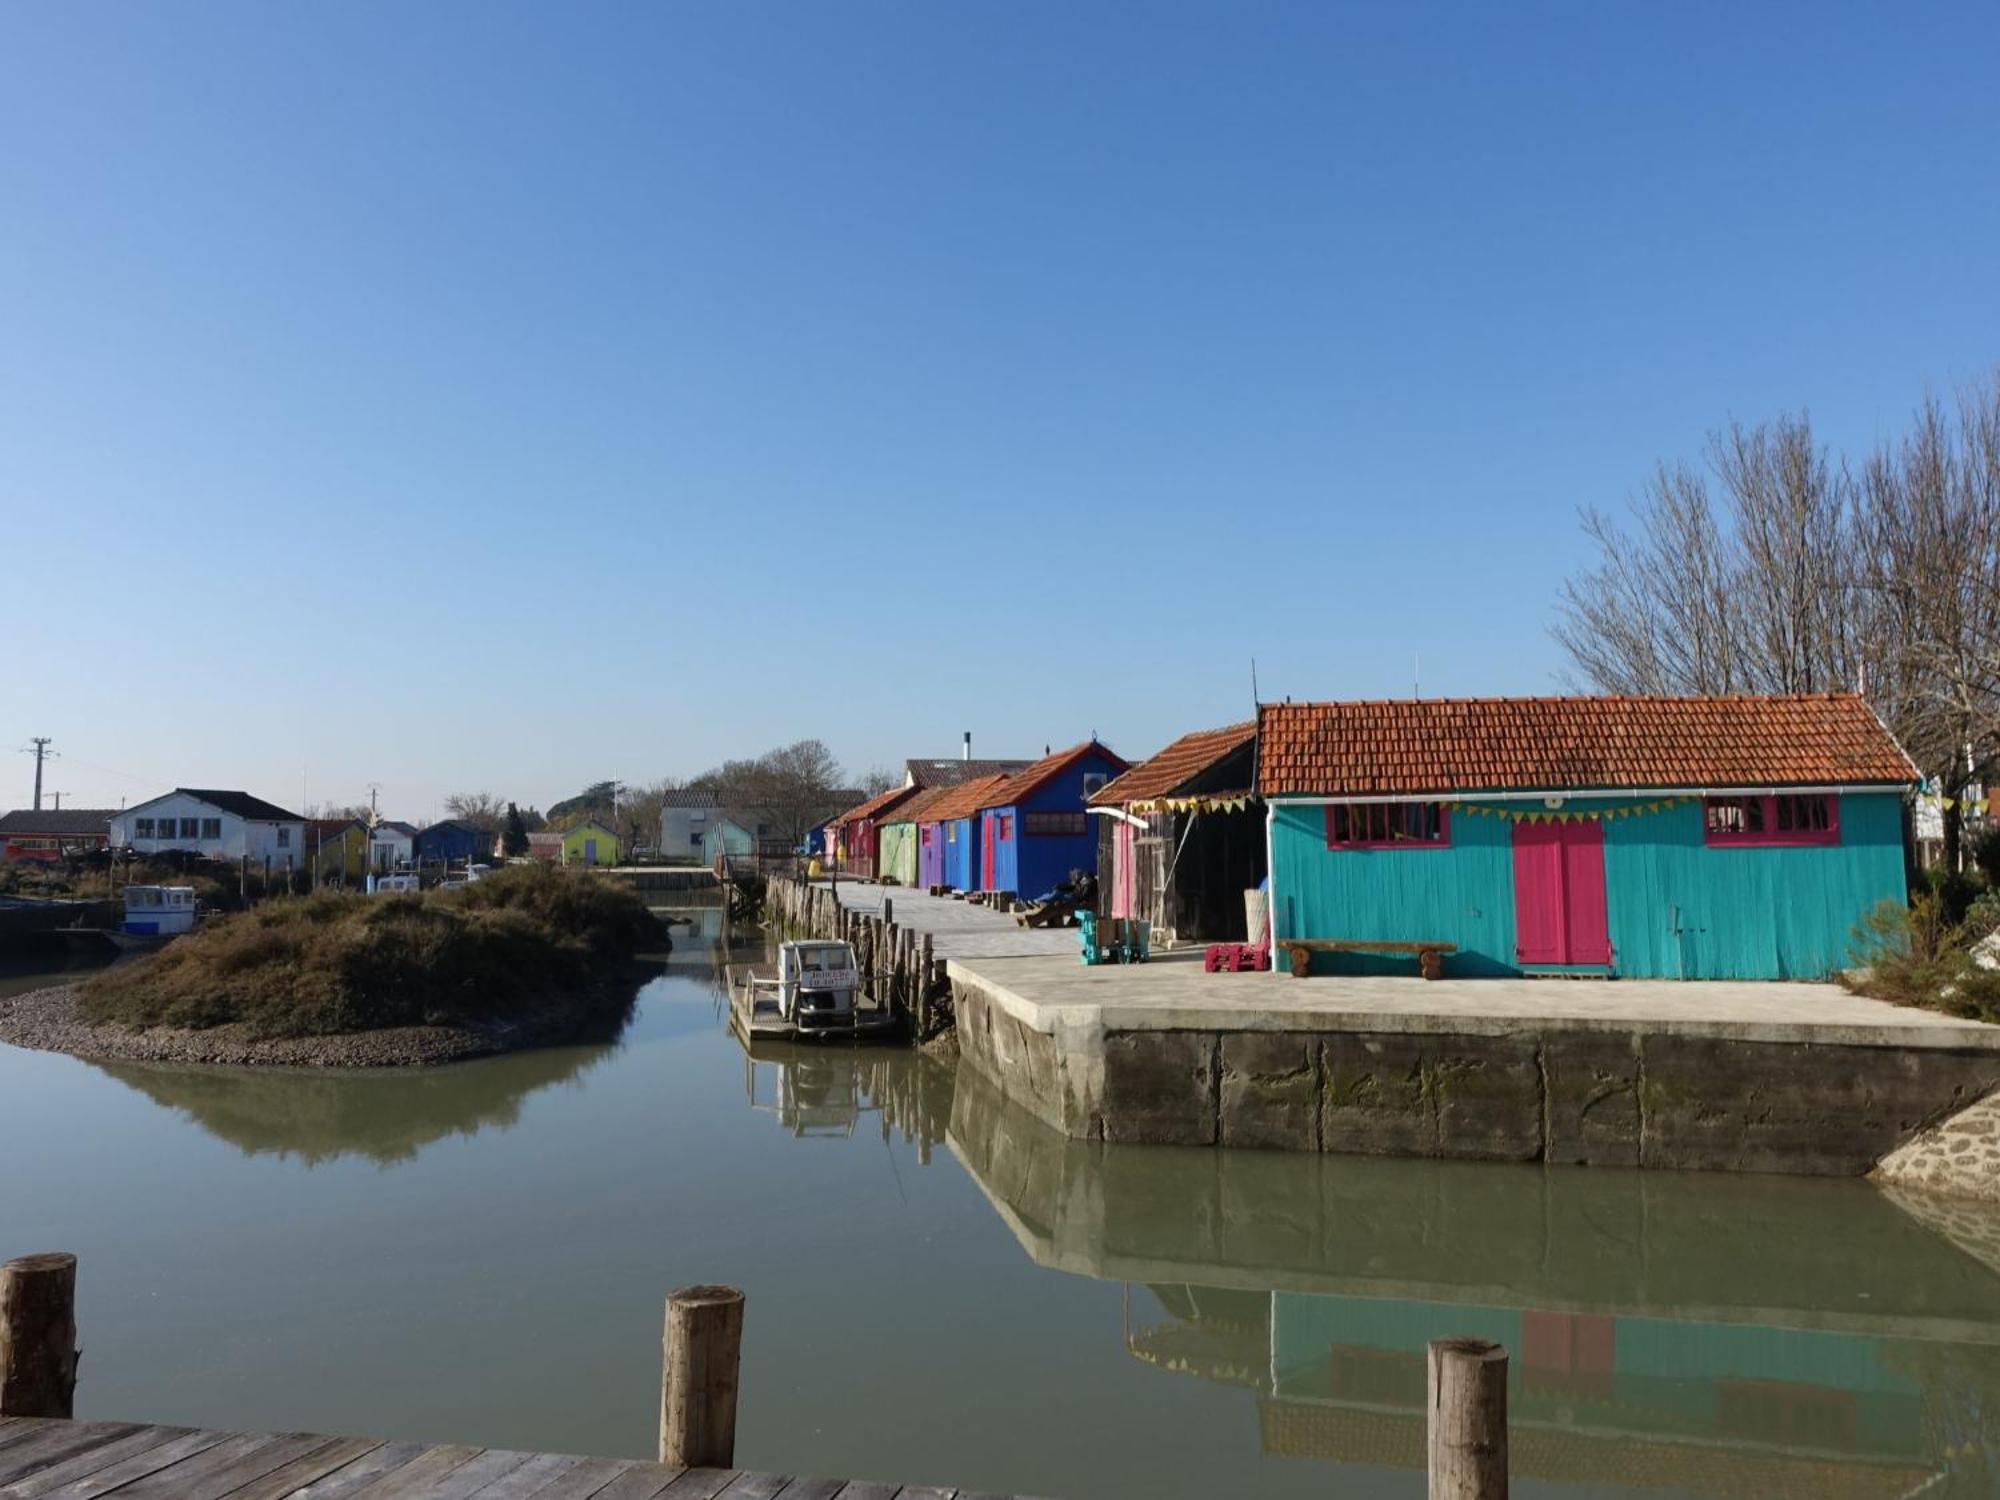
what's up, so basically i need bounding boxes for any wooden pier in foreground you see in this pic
[0,1417,1010,1500]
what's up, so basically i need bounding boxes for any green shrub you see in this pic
[78,864,660,1038]
[1846,892,2000,1023]
[1912,866,1982,927]
[1971,824,2000,888]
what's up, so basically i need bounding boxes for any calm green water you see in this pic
[5,918,2000,1498]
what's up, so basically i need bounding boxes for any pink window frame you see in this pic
[1324,801,1452,851]
[1702,793,1840,848]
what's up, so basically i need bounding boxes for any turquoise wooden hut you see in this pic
[1259,693,1916,980]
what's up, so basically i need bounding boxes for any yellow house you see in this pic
[309,818,371,883]
[559,821,620,867]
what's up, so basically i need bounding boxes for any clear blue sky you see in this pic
[5,2,1996,817]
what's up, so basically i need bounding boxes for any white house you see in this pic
[369,820,418,873]
[659,790,725,861]
[110,789,307,865]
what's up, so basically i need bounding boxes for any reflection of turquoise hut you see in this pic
[1259,694,1917,979]
[1261,1292,1936,1489]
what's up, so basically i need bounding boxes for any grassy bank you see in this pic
[79,864,661,1039]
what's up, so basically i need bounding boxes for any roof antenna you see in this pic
[1250,656,1259,709]
[1414,652,1421,701]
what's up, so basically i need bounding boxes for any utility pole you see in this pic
[23,738,53,811]
[50,792,61,811]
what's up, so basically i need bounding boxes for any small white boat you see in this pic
[727,939,899,1042]
[119,885,197,939]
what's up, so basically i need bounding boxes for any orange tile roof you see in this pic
[918,773,1015,824]
[975,739,1129,810]
[1090,721,1257,806]
[831,783,920,827]
[1257,693,1916,797]
[876,783,957,826]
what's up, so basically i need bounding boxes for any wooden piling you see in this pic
[918,932,935,1040]
[1,1252,79,1418]
[659,1284,745,1469]
[1427,1337,1507,1499]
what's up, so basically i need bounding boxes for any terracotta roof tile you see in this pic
[917,774,1015,824]
[1091,721,1258,806]
[974,739,1129,810]
[831,784,921,828]
[1256,693,1916,797]
[876,783,958,826]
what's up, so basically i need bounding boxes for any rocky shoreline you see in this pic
[0,984,629,1069]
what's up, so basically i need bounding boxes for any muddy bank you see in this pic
[0,984,635,1069]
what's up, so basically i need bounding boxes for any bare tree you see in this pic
[741,740,845,850]
[1854,382,2000,864]
[1556,372,2000,867]
[305,801,373,823]
[855,765,900,797]
[443,791,507,833]
[1554,459,1743,695]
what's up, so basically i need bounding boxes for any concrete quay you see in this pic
[810,879,2000,1178]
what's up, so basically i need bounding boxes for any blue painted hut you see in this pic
[975,740,1129,900]
[1259,694,1916,980]
[414,819,491,867]
[921,773,1013,893]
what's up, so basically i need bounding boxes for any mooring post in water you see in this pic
[660,1284,744,1469]
[1,1252,79,1418]
[1427,1337,1507,1499]
[918,932,935,1039]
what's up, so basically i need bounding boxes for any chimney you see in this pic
[963,731,971,762]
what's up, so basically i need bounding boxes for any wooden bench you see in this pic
[1282,938,1457,980]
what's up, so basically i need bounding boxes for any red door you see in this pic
[1511,819,1611,966]
[981,813,996,890]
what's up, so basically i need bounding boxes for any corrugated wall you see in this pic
[878,822,918,886]
[1270,802,1517,976]
[1270,793,1906,980]
[943,817,974,889]
[1603,794,1906,978]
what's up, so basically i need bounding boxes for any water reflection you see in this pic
[949,1067,2000,1498]
[93,1038,627,1166]
[739,1040,953,1159]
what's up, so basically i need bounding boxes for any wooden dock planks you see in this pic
[0,1423,1030,1500]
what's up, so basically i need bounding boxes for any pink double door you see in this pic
[1511,819,1611,967]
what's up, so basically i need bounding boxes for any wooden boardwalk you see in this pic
[0,1419,1028,1500]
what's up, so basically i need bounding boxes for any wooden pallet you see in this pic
[0,1418,1034,1500]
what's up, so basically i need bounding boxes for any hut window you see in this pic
[1704,794,1838,847]
[1324,802,1450,849]
[180,818,201,839]
[1024,811,1087,836]
[134,818,155,838]
[201,818,222,838]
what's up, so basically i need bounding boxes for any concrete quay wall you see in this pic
[950,971,2000,1177]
